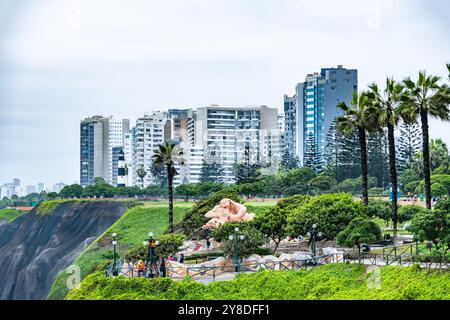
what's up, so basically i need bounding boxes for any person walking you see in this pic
[136,260,145,277]
[206,237,211,251]
[159,258,166,277]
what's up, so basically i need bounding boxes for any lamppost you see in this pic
[306,224,322,265]
[144,232,158,278]
[228,227,245,272]
[112,233,118,276]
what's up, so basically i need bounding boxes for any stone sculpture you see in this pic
[202,198,255,229]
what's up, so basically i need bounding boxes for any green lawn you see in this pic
[107,201,194,246]
[0,208,26,222]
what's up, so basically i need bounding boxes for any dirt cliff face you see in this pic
[0,201,127,300]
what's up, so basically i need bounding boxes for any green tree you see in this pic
[367,199,392,226]
[431,182,447,198]
[175,184,197,201]
[407,209,449,250]
[367,78,404,242]
[324,119,361,182]
[136,165,147,189]
[336,91,373,206]
[280,149,300,171]
[150,162,167,187]
[399,71,450,209]
[287,193,367,240]
[366,130,389,188]
[59,184,83,198]
[398,205,427,224]
[233,162,261,184]
[304,132,323,172]
[337,217,382,253]
[429,139,450,173]
[277,167,316,196]
[199,159,225,183]
[397,121,421,173]
[152,141,185,233]
[253,207,288,253]
[309,175,335,194]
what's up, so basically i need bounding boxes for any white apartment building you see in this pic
[173,142,204,186]
[194,105,279,184]
[123,129,135,187]
[107,118,130,184]
[133,112,170,187]
[80,115,129,186]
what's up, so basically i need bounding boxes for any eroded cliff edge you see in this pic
[0,201,127,300]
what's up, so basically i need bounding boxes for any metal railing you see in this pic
[106,248,450,280]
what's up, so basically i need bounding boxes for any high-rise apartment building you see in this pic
[25,185,36,195]
[133,112,171,187]
[194,105,279,184]
[107,118,130,184]
[123,129,135,187]
[173,142,204,185]
[284,65,357,169]
[37,183,45,193]
[53,182,66,193]
[80,116,129,186]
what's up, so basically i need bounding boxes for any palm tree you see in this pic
[136,165,147,189]
[336,91,372,206]
[399,71,450,209]
[367,78,404,242]
[152,141,185,233]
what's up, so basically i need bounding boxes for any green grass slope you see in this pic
[66,263,450,300]
[0,208,26,222]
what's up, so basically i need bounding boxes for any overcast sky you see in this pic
[0,0,449,188]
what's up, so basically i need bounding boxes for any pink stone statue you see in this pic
[202,198,255,229]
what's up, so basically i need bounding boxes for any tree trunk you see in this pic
[168,164,174,233]
[358,127,369,206]
[387,123,399,243]
[420,108,432,209]
[273,239,280,254]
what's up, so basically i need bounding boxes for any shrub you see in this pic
[398,205,427,223]
[431,183,447,197]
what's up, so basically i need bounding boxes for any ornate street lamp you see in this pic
[306,224,322,265]
[229,227,245,272]
[112,233,118,276]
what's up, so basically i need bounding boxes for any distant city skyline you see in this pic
[1,0,449,186]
